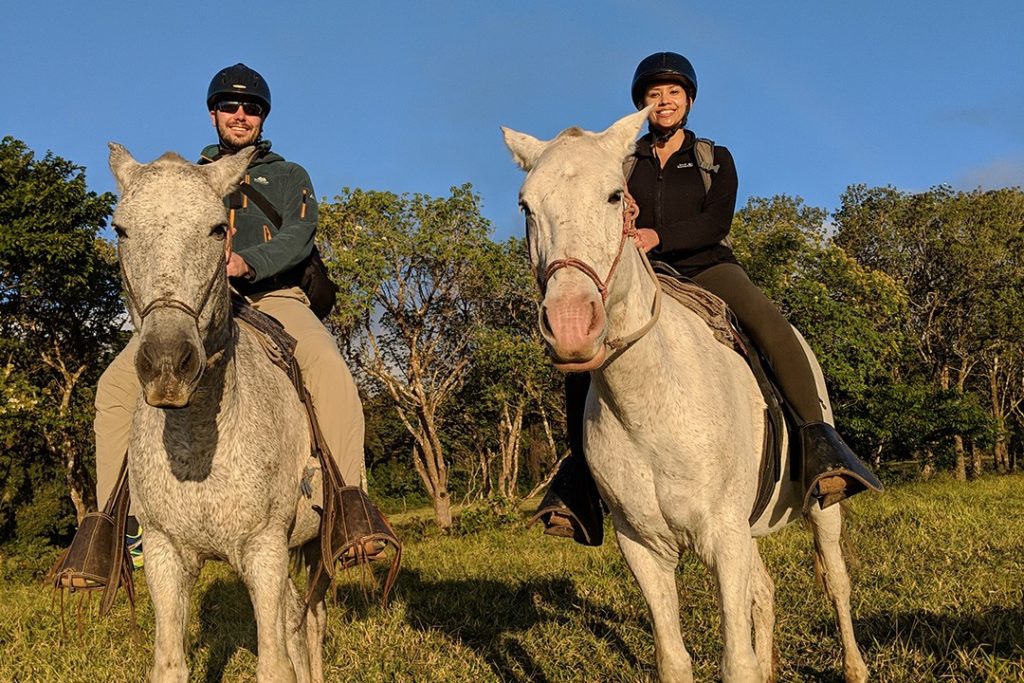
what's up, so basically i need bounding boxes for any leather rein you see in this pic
[536,186,663,357]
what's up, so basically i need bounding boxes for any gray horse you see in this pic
[109,144,326,683]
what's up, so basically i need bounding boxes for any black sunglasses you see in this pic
[213,100,265,117]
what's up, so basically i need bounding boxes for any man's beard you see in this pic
[217,121,261,150]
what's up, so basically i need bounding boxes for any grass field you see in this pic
[2,475,1024,682]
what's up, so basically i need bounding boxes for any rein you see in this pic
[118,242,229,366]
[537,187,663,358]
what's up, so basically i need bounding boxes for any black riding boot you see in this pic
[798,421,883,511]
[531,373,605,546]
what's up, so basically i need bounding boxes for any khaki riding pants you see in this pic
[94,287,365,507]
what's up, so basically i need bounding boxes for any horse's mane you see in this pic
[556,127,586,140]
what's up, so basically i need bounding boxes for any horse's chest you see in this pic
[131,427,301,542]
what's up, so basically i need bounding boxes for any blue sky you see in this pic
[3,1,1021,241]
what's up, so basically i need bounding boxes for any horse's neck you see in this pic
[596,250,717,418]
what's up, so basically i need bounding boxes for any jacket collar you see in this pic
[634,129,695,159]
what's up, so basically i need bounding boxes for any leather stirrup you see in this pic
[799,421,884,511]
[48,455,136,625]
[293,358,402,607]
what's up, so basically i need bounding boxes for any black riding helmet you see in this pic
[631,52,698,108]
[206,63,271,116]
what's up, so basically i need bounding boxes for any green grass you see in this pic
[2,475,1024,682]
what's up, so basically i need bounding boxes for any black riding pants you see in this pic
[690,262,823,424]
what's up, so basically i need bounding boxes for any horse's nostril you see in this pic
[136,341,157,381]
[176,341,200,379]
[540,305,554,338]
[589,301,603,335]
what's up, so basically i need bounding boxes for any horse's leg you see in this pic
[144,530,199,683]
[240,532,301,683]
[283,578,312,683]
[749,540,777,683]
[707,526,761,683]
[301,542,327,683]
[614,529,693,683]
[806,503,868,683]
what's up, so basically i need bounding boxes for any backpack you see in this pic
[622,137,719,193]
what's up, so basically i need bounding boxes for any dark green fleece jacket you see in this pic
[199,140,317,290]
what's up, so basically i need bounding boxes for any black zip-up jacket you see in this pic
[627,130,739,276]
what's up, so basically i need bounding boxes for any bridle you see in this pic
[534,185,662,357]
[118,241,229,366]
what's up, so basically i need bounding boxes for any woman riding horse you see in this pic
[537,51,882,545]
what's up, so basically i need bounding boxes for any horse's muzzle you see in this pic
[136,336,205,408]
[539,290,608,372]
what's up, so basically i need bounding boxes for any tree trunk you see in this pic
[970,443,983,480]
[921,449,936,480]
[410,431,452,529]
[497,402,525,500]
[989,360,1010,473]
[953,435,967,482]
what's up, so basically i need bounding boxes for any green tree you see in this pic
[731,195,910,465]
[319,184,498,528]
[0,137,122,541]
[834,185,1024,478]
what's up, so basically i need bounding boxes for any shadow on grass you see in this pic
[857,606,1024,659]
[388,567,647,683]
[789,605,1024,682]
[195,576,258,683]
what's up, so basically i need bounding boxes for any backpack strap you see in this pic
[236,182,283,230]
[624,138,718,193]
[693,138,719,195]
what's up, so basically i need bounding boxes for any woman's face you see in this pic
[643,80,690,131]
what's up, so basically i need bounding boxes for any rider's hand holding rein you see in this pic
[634,227,660,253]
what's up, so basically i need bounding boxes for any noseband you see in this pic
[535,187,662,356]
[118,242,228,366]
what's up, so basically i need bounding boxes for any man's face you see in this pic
[210,100,264,149]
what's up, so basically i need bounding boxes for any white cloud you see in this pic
[956,155,1024,190]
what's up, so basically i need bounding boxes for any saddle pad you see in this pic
[231,293,300,389]
[656,274,738,351]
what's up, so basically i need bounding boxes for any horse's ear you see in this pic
[502,127,549,172]
[601,108,651,161]
[202,146,257,197]
[108,143,142,193]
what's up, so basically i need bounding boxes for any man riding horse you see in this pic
[66,63,366,582]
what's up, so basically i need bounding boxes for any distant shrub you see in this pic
[453,497,522,536]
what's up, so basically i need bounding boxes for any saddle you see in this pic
[50,295,401,617]
[653,267,789,525]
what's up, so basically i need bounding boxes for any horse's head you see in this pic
[108,144,254,408]
[503,109,650,372]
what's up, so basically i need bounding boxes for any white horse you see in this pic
[503,110,869,683]
[109,145,326,683]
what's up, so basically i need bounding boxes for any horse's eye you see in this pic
[608,191,623,204]
[209,223,228,241]
[113,224,127,239]
[519,201,532,217]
